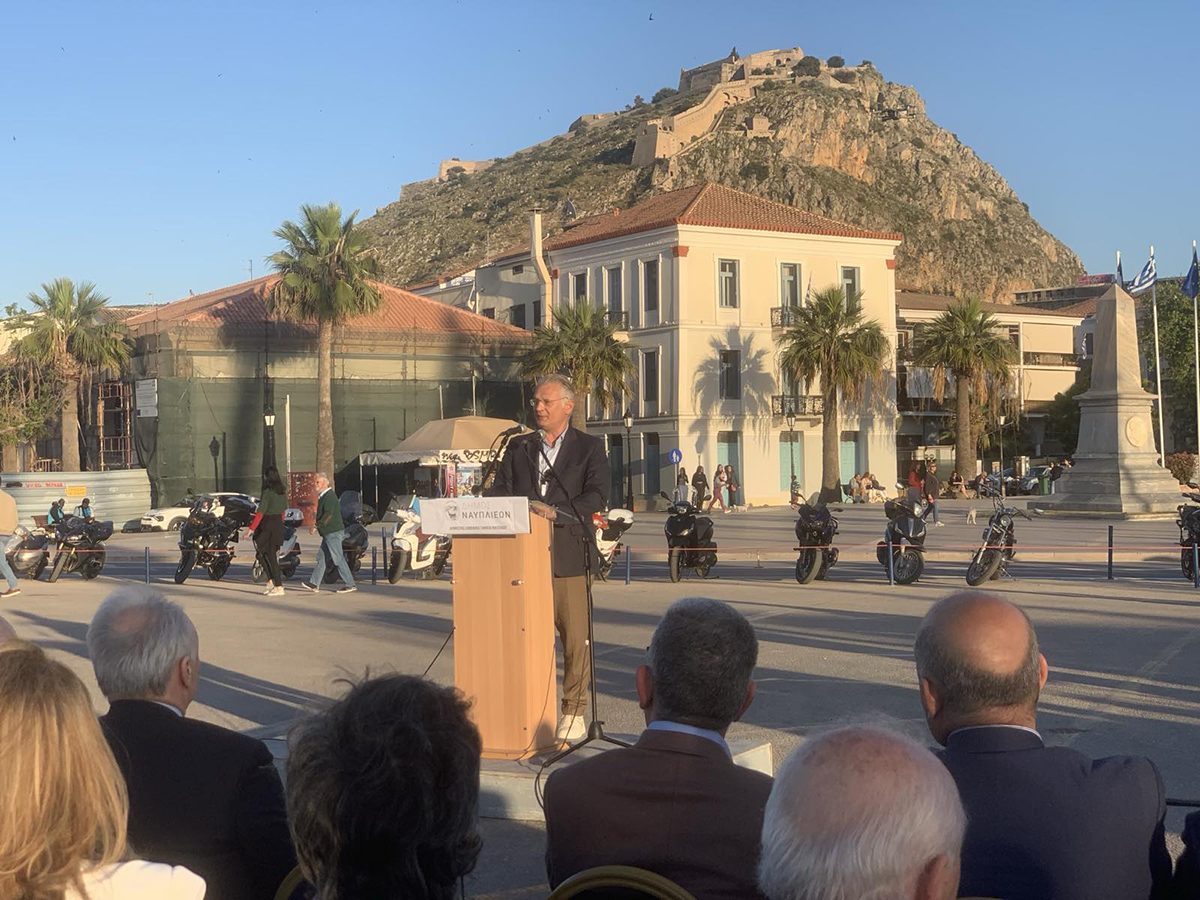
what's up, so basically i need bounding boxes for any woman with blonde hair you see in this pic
[0,641,205,900]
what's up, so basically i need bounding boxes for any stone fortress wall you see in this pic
[437,158,494,181]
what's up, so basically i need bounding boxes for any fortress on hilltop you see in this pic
[677,45,805,93]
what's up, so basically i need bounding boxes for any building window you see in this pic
[481,308,495,319]
[719,349,741,399]
[532,300,542,328]
[643,259,659,313]
[645,432,660,495]
[607,266,622,311]
[719,259,740,308]
[571,272,588,303]
[510,304,526,330]
[643,350,659,403]
[512,264,524,275]
[1083,332,1094,358]
[781,263,801,306]
[840,266,860,301]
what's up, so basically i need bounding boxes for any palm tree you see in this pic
[9,279,129,472]
[776,285,890,502]
[520,302,636,431]
[911,297,1018,478]
[268,203,381,478]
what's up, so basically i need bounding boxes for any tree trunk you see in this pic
[316,320,335,479]
[62,378,81,472]
[821,383,841,503]
[1,442,18,473]
[955,373,973,478]
[570,398,588,433]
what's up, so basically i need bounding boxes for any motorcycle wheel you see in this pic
[597,558,612,582]
[817,548,837,580]
[431,557,446,577]
[387,549,407,584]
[30,556,47,580]
[82,550,105,580]
[348,554,362,573]
[281,562,298,580]
[208,555,230,581]
[48,550,69,583]
[794,548,820,585]
[894,548,924,585]
[668,548,682,583]
[1183,547,1197,581]
[966,548,1002,586]
[175,551,196,584]
[876,542,890,568]
[251,559,267,583]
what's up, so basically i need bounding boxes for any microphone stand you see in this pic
[476,428,521,496]
[532,437,630,763]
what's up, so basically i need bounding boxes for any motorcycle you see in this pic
[594,507,634,580]
[966,487,1031,586]
[4,525,51,580]
[875,498,930,585]
[250,508,305,583]
[659,492,717,582]
[319,491,370,584]
[793,498,841,585]
[48,515,114,582]
[175,495,257,584]
[387,499,452,582]
[1177,482,1200,581]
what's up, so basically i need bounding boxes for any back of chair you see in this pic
[548,866,697,900]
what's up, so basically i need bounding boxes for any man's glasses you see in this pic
[530,397,568,408]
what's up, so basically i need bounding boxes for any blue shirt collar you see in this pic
[646,719,731,757]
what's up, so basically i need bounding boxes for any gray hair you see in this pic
[315,472,330,485]
[914,591,1041,716]
[648,597,757,729]
[86,585,199,700]
[534,373,575,402]
[758,725,966,900]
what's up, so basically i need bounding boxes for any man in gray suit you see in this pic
[544,597,770,899]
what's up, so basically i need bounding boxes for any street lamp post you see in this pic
[263,409,277,473]
[998,414,1007,498]
[786,411,797,501]
[623,409,634,510]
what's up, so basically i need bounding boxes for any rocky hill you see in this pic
[360,64,1083,300]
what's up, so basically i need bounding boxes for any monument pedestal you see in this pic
[1034,284,1182,517]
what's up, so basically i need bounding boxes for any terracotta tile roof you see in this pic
[404,262,478,292]
[896,291,1086,319]
[124,275,530,342]
[97,305,149,324]
[542,182,903,250]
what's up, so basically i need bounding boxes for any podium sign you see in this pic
[420,497,530,535]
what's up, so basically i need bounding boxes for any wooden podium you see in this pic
[451,510,557,759]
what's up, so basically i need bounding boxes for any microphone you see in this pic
[500,424,525,437]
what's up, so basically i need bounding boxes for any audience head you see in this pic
[637,597,758,733]
[0,642,128,899]
[0,614,16,646]
[758,725,965,900]
[287,674,482,900]
[86,585,201,713]
[914,590,1047,744]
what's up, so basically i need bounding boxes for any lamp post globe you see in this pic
[622,409,634,510]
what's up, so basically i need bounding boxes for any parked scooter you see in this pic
[594,507,634,580]
[175,495,257,583]
[4,525,51,580]
[659,492,717,582]
[876,498,930,585]
[48,515,114,582]
[966,486,1031,585]
[1177,482,1200,581]
[793,496,841,585]
[250,508,305,583]
[388,498,452,582]
[319,491,370,584]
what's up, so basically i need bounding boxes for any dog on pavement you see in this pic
[966,506,977,524]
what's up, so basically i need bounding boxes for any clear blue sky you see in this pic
[3,0,1197,307]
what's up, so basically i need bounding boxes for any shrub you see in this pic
[1022,201,1030,213]
[632,94,645,107]
[861,59,874,67]
[793,56,821,77]
[652,86,677,103]
[1168,452,1197,485]
[833,70,856,84]
[827,55,845,68]
[758,79,780,91]
[740,161,769,181]
[911,136,925,149]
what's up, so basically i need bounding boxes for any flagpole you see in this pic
[1150,244,1166,465]
[1193,240,1200,460]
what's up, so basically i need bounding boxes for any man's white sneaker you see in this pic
[555,714,587,743]
[936,521,945,527]
[266,585,285,596]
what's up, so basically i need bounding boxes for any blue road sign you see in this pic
[668,448,683,465]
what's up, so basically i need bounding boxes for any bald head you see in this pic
[915,591,1046,742]
[759,725,965,900]
[0,614,16,646]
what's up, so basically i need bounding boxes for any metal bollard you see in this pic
[624,543,632,585]
[371,547,377,585]
[1107,525,1113,580]
[144,547,150,584]
[886,537,895,586]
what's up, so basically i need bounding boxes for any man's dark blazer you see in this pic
[937,725,1172,900]
[487,427,609,578]
[100,699,297,900]
[543,728,773,900]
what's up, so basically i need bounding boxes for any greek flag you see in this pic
[1183,244,1199,300]
[1127,253,1157,296]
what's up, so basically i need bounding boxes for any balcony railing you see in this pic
[604,309,630,330]
[770,306,801,329]
[773,394,824,416]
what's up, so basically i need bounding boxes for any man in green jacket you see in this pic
[302,473,356,593]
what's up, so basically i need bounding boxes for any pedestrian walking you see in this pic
[691,465,710,507]
[674,467,690,504]
[707,465,728,513]
[0,488,19,598]
[302,473,356,594]
[725,464,742,511]
[253,466,288,596]
[906,461,923,506]
[924,462,943,526]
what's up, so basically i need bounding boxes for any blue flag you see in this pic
[1127,253,1157,296]
[1183,245,1199,300]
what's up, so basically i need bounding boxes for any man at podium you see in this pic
[488,374,610,744]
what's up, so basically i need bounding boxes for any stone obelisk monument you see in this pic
[1034,283,1182,516]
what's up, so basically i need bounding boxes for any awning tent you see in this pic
[359,416,527,467]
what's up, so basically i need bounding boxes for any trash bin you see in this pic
[1038,474,1050,495]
